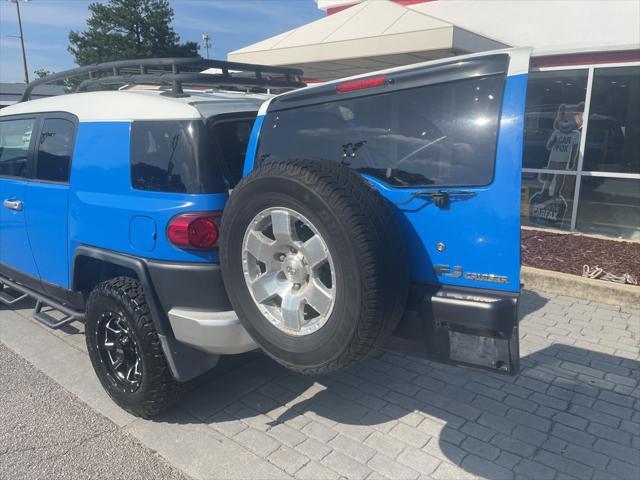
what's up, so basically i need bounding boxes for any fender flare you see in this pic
[72,245,218,381]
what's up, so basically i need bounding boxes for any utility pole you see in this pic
[202,34,211,59]
[10,0,30,83]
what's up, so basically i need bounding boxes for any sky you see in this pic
[0,0,324,83]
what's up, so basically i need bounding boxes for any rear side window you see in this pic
[257,75,505,187]
[209,118,254,187]
[131,120,226,194]
[0,118,35,178]
[36,118,75,183]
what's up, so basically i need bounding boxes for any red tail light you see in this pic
[167,212,221,250]
[336,75,387,93]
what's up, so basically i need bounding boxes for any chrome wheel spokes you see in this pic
[242,207,336,336]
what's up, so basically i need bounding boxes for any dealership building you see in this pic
[230,0,640,239]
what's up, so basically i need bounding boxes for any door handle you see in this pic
[3,199,23,211]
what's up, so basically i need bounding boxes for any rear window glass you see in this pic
[131,120,226,194]
[257,75,505,187]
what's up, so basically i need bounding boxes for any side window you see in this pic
[0,118,36,178]
[130,120,226,194]
[257,75,505,187]
[36,118,75,183]
[209,118,254,187]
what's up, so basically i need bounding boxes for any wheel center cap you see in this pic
[283,256,306,283]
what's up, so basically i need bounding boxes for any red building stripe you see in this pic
[327,0,433,15]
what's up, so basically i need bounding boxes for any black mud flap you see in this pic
[387,284,520,375]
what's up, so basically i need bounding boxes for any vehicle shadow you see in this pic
[7,289,638,478]
[154,290,636,479]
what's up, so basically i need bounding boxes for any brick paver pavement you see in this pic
[3,289,640,479]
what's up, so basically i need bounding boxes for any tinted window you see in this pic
[583,66,640,174]
[576,177,639,238]
[0,118,35,178]
[131,120,226,194]
[256,75,505,187]
[209,118,254,187]
[522,70,588,170]
[36,118,75,182]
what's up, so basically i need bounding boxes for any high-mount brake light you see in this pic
[167,212,221,250]
[336,76,387,93]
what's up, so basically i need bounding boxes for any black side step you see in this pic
[0,285,29,305]
[33,300,78,329]
[0,277,84,329]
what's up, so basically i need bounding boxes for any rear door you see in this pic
[0,115,40,281]
[252,49,531,372]
[24,114,76,294]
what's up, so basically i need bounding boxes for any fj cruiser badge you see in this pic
[434,265,509,284]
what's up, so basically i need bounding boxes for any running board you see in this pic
[33,300,78,329]
[0,277,84,329]
[0,285,29,305]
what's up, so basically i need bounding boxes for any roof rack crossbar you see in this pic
[20,57,305,102]
[75,72,304,95]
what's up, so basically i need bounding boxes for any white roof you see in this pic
[0,89,270,122]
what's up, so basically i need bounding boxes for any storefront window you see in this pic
[523,69,588,170]
[583,66,640,174]
[576,177,640,239]
[521,172,576,230]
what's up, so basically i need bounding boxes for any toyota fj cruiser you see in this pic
[0,49,530,417]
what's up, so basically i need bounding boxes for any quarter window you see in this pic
[0,118,35,178]
[36,118,75,182]
[257,75,505,187]
[130,120,226,194]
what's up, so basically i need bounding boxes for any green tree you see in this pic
[34,68,55,79]
[68,0,198,66]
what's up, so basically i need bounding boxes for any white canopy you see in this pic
[228,0,507,80]
[229,0,640,81]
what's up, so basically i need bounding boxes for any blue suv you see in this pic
[0,50,530,417]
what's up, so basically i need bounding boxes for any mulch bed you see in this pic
[521,229,640,285]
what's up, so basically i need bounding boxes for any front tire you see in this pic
[85,277,180,418]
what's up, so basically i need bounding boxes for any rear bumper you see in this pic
[146,260,256,355]
[167,308,256,355]
[389,284,520,375]
[146,259,232,313]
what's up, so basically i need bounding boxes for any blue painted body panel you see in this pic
[363,74,527,293]
[243,114,264,176]
[2,62,527,300]
[245,74,528,294]
[0,178,39,277]
[25,181,70,287]
[68,122,227,285]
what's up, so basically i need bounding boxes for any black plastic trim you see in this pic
[72,246,170,334]
[71,246,224,382]
[0,262,42,294]
[389,283,520,375]
[145,259,232,313]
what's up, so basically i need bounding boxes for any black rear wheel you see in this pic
[86,277,180,418]
[220,160,409,374]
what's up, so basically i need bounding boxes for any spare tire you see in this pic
[220,159,409,374]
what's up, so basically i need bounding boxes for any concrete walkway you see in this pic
[1,290,638,480]
[0,343,188,480]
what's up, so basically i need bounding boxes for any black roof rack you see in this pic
[20,57,305,102]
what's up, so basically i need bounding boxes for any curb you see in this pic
[521,266,640,308]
